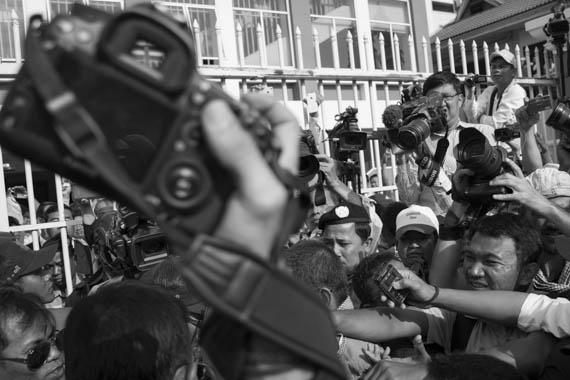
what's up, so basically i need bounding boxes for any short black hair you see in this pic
[355,222,372,242]
[0,285,54,352]
[422,71,463,96]
[465,213,541,267]
[282,239,348,306]
[352,251,401,307]
[64,281,192,380]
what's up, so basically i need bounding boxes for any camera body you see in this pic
[0,4,279,237]
[544,4,570,45]
[398,94,447,150]
[494,123,521,142]
[456,128,511,203]
[527,95,552,114]
[92,208,168,276]
[374,263,408,306]
[464,74,487,87]
[329,106,367,153]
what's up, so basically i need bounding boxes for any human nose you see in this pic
[466,261,484,278]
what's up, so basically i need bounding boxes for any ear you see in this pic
[318,287,334,309]
[363,236,373,255]
[173,363,194,380]
[518,262,539,287]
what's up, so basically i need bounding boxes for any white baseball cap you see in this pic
[490,49,516,67]
[396,205,439,240]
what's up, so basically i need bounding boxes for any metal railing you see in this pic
[0,7,561,298]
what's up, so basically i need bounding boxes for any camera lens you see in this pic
[299,155,320,180]
[546,102,570,135]
[398,117,431,150]
[457,138,504,179]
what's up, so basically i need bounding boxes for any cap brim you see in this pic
[20,244,58,276]
[396,225,436,240]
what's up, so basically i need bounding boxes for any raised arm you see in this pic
[332,307,429,343]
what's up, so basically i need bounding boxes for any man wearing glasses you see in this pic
[0,287,64,380]
[400,71,496,217]
[463,49,527,129]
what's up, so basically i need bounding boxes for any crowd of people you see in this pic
[2,46,570,380]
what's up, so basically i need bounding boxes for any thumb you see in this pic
[412,335,430,363]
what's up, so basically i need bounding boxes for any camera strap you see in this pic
[24,20,338,378]
[23,23,157,220]
[179,234,346,379]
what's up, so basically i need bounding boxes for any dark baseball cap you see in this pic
[0,239,57,283]
[318,201,370,229]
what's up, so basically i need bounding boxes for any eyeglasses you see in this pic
[441,93,459,103]
[0,330,63,371]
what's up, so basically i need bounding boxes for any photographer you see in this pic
[463,50,527,129]
[400,71,496,217]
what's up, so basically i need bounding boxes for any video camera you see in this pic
[328,106,367,153]
[544,1,569,45]
[398,93,448,150]
[464,74,487,87]
[91,207,168,277]
[456,128,512,203]
[0,4,345,379]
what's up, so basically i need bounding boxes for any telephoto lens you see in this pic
[546,102,570,138]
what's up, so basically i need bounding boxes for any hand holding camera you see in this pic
[489,158,552,215]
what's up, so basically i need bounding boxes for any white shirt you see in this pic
[463,82,527,128]
[517,293,570,338]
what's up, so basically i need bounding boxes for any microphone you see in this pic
[382,105,403,130]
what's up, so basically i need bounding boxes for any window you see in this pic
[432,1,454,13]
[233,0,292,66]
[310,0,360,68]
[154,0,219,65]
[368,0,413,71]
[0,0,24,60]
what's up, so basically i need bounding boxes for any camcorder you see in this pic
[456,128,512,203]
[494,123,520,142]
[91,207,168,277]
[464,74,487,87]
[0,4,344,379]
[544,2,570,45]
[374,263,408,306]
[328,106,367,153]
[398,93,448,150]
[327,106,367,185]
[527,95,552,114]
[495,95,552,142]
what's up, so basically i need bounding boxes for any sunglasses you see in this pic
[0,330,63,371]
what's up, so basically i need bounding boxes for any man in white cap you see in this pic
[463,49,527,129]
[395,205,439,279]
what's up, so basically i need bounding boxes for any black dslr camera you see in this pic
[398,93,448,150]
[0,4,280,236]
[0,5,347,378]
[456,128,511,203]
